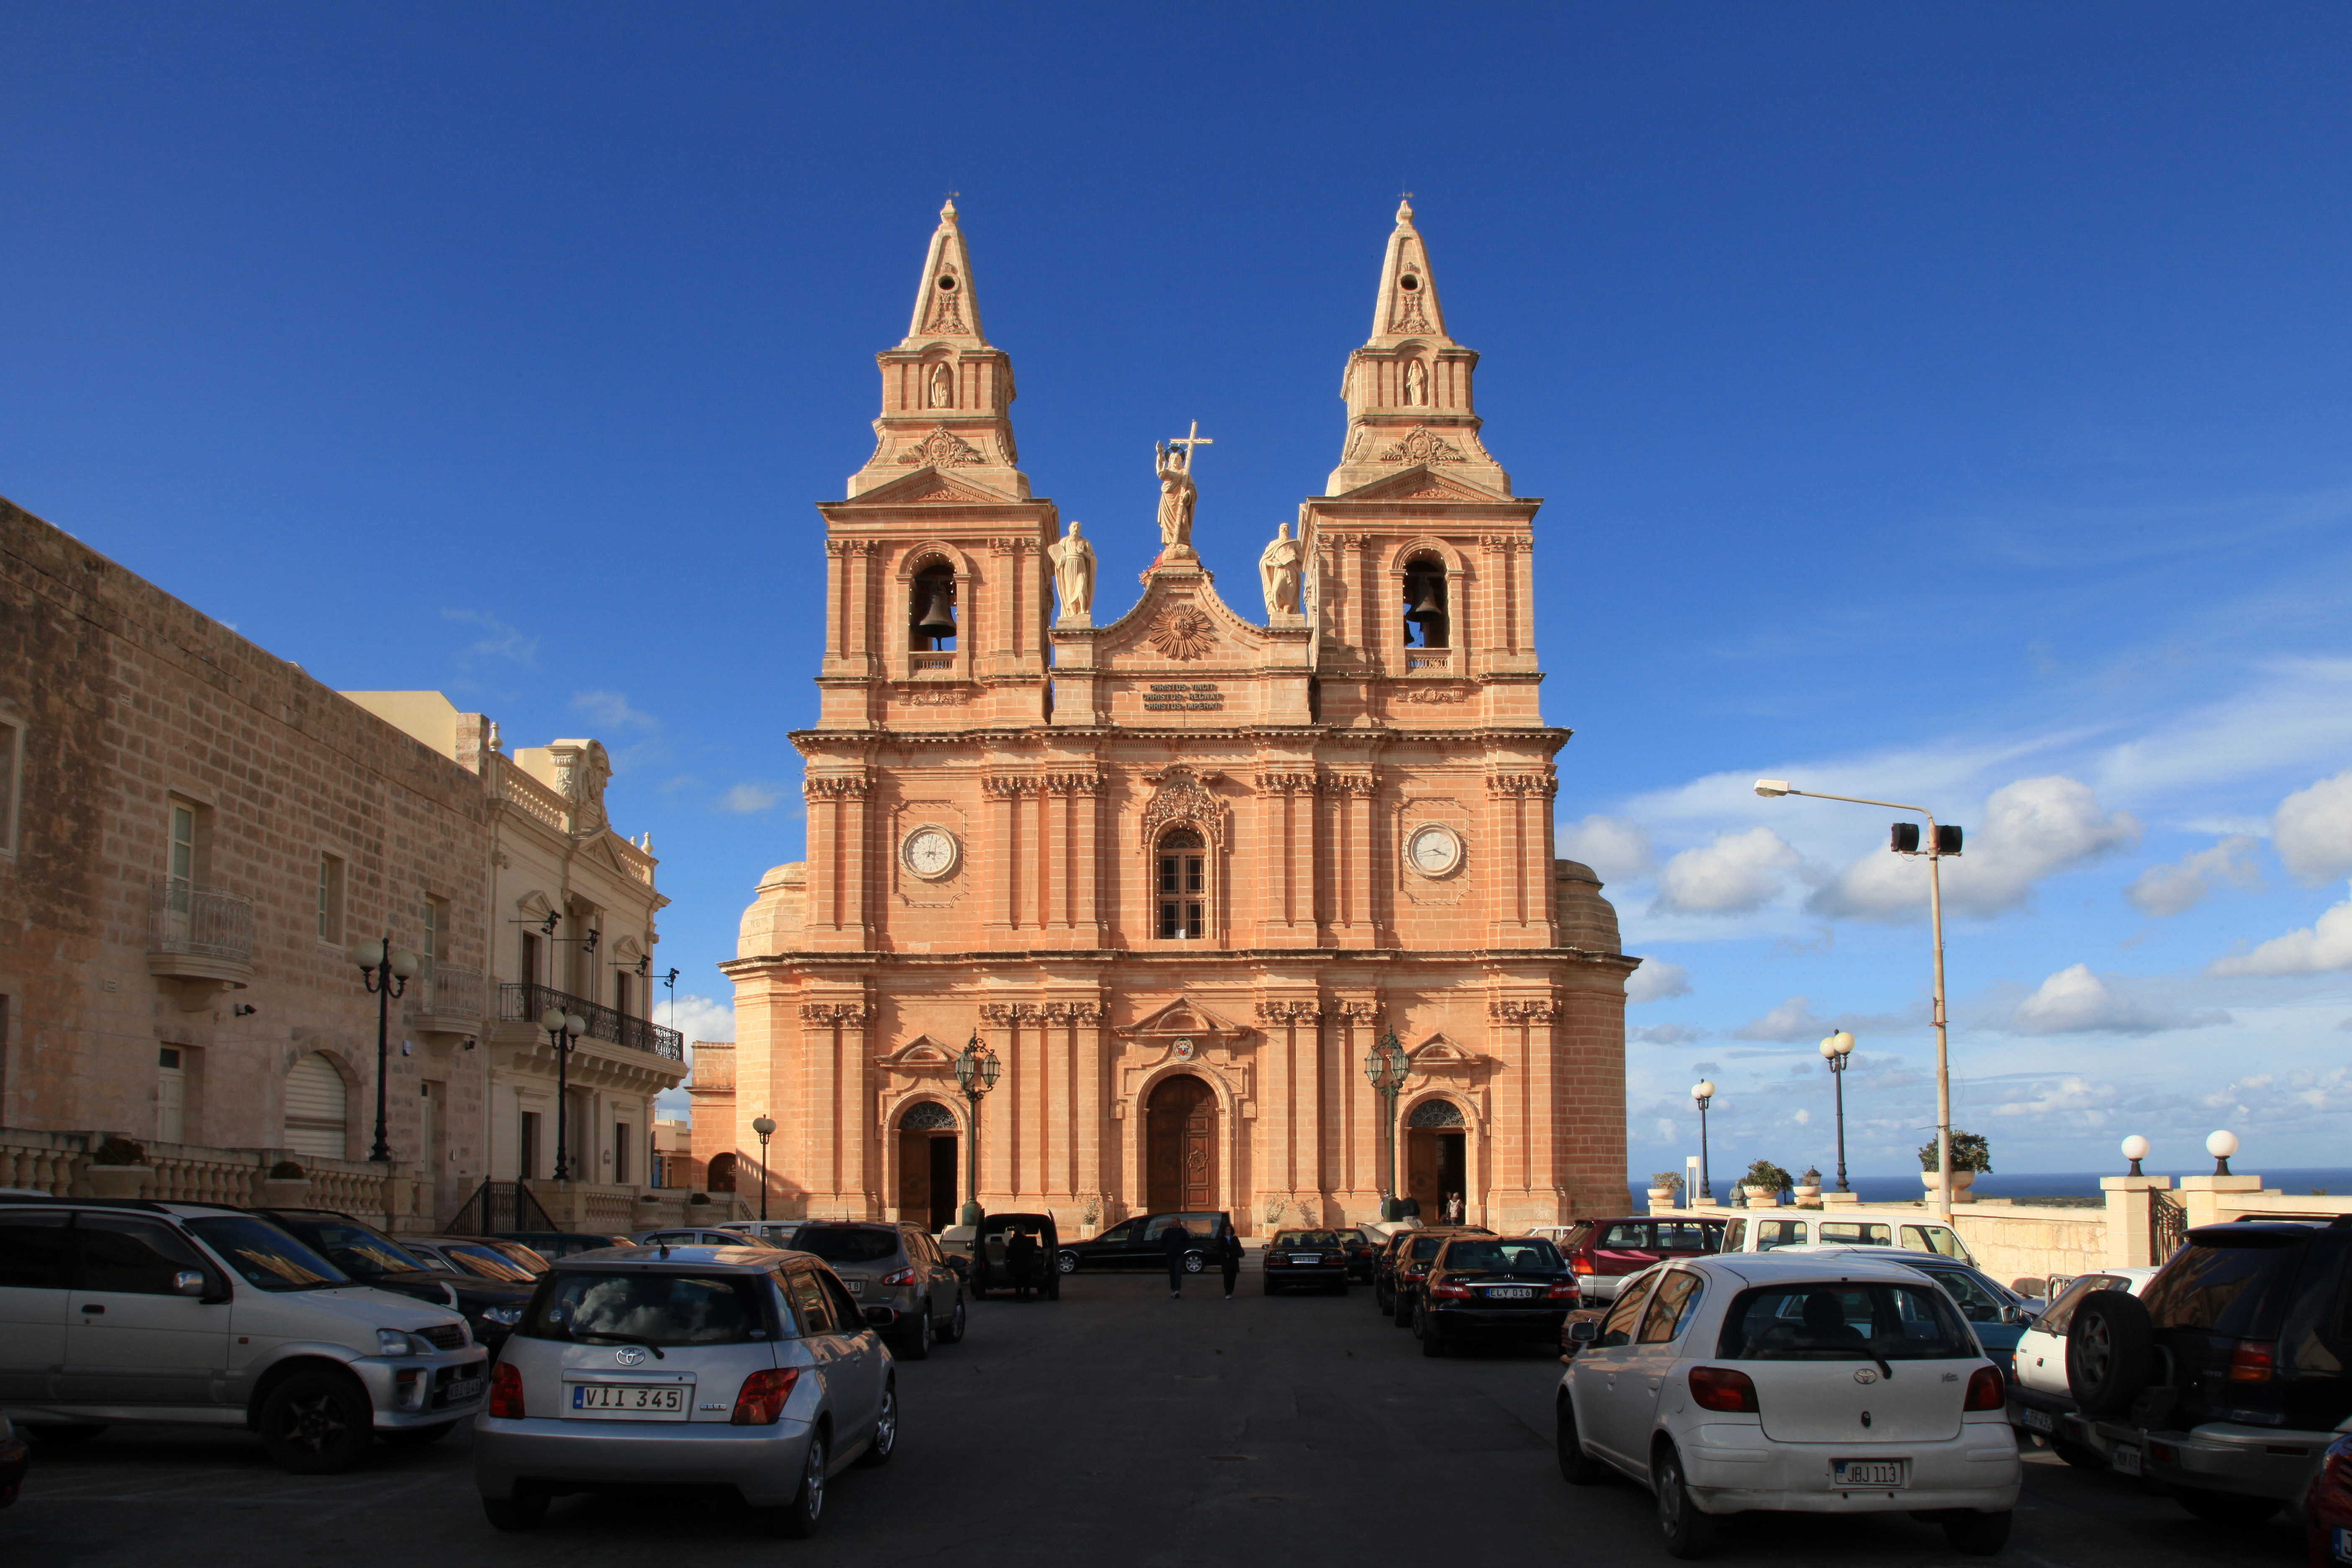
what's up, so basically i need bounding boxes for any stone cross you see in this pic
[1165,420,1213,473]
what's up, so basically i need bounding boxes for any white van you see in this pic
[1714,1208,1978,1267]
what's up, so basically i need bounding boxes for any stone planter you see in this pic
[255,1177,311,1207]
[1742,1184,1779,1207]
[1922,1169,1978,1202]
[1792,1184,1822,1207]
[1645,1186,1677,1212]
[85,1164,150,1199]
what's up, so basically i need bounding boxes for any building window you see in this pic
[420,894,446,990]
[283,1052,349,1160]
[613,1123,632,1185]
[615,971,634,1020]
[0,717,20,856]
[519,1110,542,1180]
[1402,553,1449,648]
[157,1045,188,1143]
[521,929,542,994]
[168,799,201,896]
[316,855,345,944]
[910,562,957,651]
[1156,827,1206,940]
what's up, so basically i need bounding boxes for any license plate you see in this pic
[844,1279,864,1296]
[1288,1255,1322,1265]
[567,1383,687,1419]
[2331,1525,2352,1563]
[1485,1287,1537,1299]
[2112,1446,2142,1477]
[2020,1407,2054,1433]
[443,1377,485,1402]
[1831,1460,1906,1488]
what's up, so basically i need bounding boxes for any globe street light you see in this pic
[1757,779,1962,1220]
[751,1114,777,1220]
[2120,1134,2150,1176]
[1818,1030,1856,1193]
[350,936,421,1163]
[1363,1028,1410,1220]
[2207,1129,2238,1177]
[952,1032,1001,1227]
[1692,1080,1717,1201]
[542,1008,586,1179]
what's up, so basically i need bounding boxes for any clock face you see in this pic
[901,826,960,880]
[1407,824,1463,878]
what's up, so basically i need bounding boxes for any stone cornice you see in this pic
[720,946,1640,974]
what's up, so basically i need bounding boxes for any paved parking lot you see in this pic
[1,1260,2311,1565]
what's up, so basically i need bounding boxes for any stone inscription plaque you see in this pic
[1143,682,1224,713]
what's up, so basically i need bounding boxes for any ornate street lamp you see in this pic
[1818,1030,1856,1193]
[751,1114,777,1220]
[542,1008,586,1179]
[952,1032,1001,1227]
[1363,1028,1409,1220]
[1692,1080,1717,1201]
[350,936,420,1163]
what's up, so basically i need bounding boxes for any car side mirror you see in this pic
[172,1269,209,1297]
[1568,1319,1598,1344]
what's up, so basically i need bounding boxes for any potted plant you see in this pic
[1919,1130,1991,1200]
[1646,1170,1684,1210]
[256,1159,310,1207]
[1742,1159,1793,1207]
[1793,1166,1823,1206]
[1079,1193,1103,1235]
[688,1190,712,1206]
[85,1137,151,1199]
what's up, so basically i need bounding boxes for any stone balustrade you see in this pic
[0,1124,418,1230]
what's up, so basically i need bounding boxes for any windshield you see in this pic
[431,1243,536,1283]
[1274,1232,1343,1248]
[524,1271,773,1346]
[1442,1239,1564,1271]
[279,1218,433,1277]
[791,1227,902,1265]
[1718,1282,1977,1362]
[186,1216,349,1292]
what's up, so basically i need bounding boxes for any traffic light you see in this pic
[1935,824,1963,856]
[1890,823,1921,854]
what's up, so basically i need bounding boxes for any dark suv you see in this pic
[2065,1218,2352,1522]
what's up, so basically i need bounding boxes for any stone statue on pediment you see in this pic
[1259,521,1302,621]
[1154,443,1198,555]
[1048,518,1096,624]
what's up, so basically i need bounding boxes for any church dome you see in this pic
[1553,859,1621,954]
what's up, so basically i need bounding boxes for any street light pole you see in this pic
[542,1009,586,1180]
[350,936,419,1163]
[953,1032,1001,1228]
[1363,1029,1408,1220]
[1819,1030,1855,1193]
[1692,1080,1716,1200]
[1757,780,1956,1221]
[751,1115,776,1220]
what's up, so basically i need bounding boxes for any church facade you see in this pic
[714,201,1635,1235]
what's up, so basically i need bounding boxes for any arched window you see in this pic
[899,1100,957,1131]
[1402,552,1449,648]
[910,562,957,651]
[1155,827,1206,940]
[1407,1098,1466,1128]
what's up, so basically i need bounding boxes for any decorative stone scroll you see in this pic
[1140,766,1228,849]
[1375,425,1466,465]
[1333,999,1385,1025]
[898,425,984,467]
[1317,772,1377,797]
[801,1001,873,1025]
[1488,998,1561,1023]
[1254,1000,1323,1024]
[805,776,874,801]
[1041,772,1107,796]
[1486,773,1560,799]
[1253,771,1318,794]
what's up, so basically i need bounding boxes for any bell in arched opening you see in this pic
[1402,557,1449,648]
[911,565,957,650]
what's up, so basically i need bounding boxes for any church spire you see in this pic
[1325,199,1511,497]
[848,199,1029,499]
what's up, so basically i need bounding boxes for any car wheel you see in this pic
[260,1368,374,1475]
[2067,1291,2155,1419]
[1415,1303,1446,1357]
[857,1382,897,1468]
[1056,1251,1078,1274]
[763,1430,828,1537]
[1942,1510,2013,1555]
[21,1423,107,1449]
[1652,1442,1716,1560]
[1555,1395,1609,1485]
[899,1302,934,1361]
[481,1491,549,1532]
[2174,1486,2284,1524]
[1184,1253,1205,1274]
[380,1421,456,1449]
[939,1293,967,1344]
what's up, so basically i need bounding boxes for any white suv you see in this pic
[0,1196,487,1473]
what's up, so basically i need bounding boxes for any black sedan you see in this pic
[249,1207,535,1352]
[1261,1230,1352,1294]
[1410,1235,1579,1357]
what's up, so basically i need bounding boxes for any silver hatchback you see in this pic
[473,1246,897,1537]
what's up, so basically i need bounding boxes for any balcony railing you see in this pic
[405,964,484,1023]
[498,982,686,1061]
[148,880,255,962]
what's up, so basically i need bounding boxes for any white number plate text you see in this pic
[1485,1287,1536,1299]
[568,1383,687,1420]
[1831,1459,1906,1488]
[2112,1446,2142,1477]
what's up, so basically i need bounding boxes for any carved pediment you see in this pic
[1407,1033,1481,1070]
[1115,995,1252,1043]
[1333,462,1501,504]
[878,1034,959,1069]
[836,466,1004,508]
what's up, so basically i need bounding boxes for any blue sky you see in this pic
[7,4,2352,1175]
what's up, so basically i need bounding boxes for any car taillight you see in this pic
[877,1268,915,1287]
[2228,1340,2276,1382]
[1547,1281,1580,1300]
[731,1368,802,1426]
[1687,1366,1759,1413]
[1963,1364,2005,1411]
[487,1361,526,1419]
[1571,1256,1594,1274]
[1429,1281,1471,1299]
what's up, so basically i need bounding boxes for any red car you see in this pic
[2308,1431,2352,1568]
[1551,1217,1725,1302]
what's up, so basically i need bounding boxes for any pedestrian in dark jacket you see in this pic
[1162,1220,1194,1297]
[1006,1229,1039,1300]
[1219,1222,1243,1299]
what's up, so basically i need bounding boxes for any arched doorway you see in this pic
[706,1151,738,1193]
[1145,1074,1216,1215]
[895,1101,959,1233]
[1404,1099,1468,1222]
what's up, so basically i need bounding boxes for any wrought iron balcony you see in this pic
[498,981,686,1062]
[147,879,255,985]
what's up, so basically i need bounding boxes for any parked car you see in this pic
[402,1237,542,1286]
[733,1221,803,1248]
[0,1194,486,1472]
[0,1411,26,1509]
[2306,1431,2352,1567]
[1557,1250,2020,1558]
[2004,1265,2158,1460]
[1411,1235,1577,1354]
[2063,1218,2352,1523]
[1054,1211,1231,1275]
[1385,1227,1488,1326]
[788,1221,966,1357]
[1339,1225,1385,1283]
[1715,1210,1976,1267]
[490,1231,637,1261]
[1261,1230,1353,1294]
[967,1213,1060,1300]
[1552,1217,1729,1303]
[632,1225,763,1248]
[473,1243,896,1537]
[1766,1246,2042,1372]
[251,1207,536,1354]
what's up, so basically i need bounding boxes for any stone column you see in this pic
[1071,1000,1109,1213]
[984,775,1023,934]
[2178,1172,2264,1231]
[2099,1175,2174,1268]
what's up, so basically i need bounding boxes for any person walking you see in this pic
[1006,1228,1038,1302]
[1218,1220,1243,1300]
[1162,1219,1194,1298]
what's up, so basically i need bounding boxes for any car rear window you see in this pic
[791,1226,902,1265]
[1600,1223,1652,1247]
[2142,1238,2308,1337]
[1408,1235,1448,1260]
[1718,1282,1976,1362]
[525,1270,774,1346]
[1558,1223,1594,1250]
[1274,1231,1344,1247]
[1443,1239,1563,1271]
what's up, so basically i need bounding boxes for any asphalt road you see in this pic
[0,1257,2311,1566]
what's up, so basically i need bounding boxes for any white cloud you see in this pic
[2006,964,2227,1035]
[1810,775,2138,922]
[1627,960,1691,1004]
[1631,1023,1702,1045]
[442,608,539,666]
[1559,815,1652,885]
[1653,827,1803,915]
[719,782,785,814]
[572,690,661,732]
[668,993,734,1045]
[2208,885,2352,977]
[2125,835,2260,917]
[1734,997,1831,1042]
[2273,767,2352,885]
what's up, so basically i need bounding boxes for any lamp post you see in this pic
[542,1009,586,1179]
[350,936,420,1163]
[1692,1080,1716,1201]
[2120,1134,2149,1177]
[1757,779,1960,1220]
[1818,1030,1856,1193]
[952,1032,1001,1227]
[2207,1129,2238,1177]
[1363,1028,1409,1220]
[751,1114,777,1220]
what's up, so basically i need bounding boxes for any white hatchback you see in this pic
[1558,1252,2021,1559]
